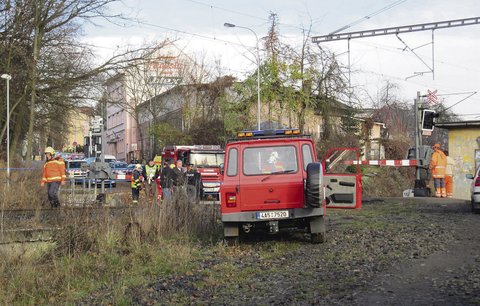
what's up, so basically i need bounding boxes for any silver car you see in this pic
[466,169,480,213]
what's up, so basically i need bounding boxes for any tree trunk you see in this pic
[136,114,145,159]
[26,4,42,161]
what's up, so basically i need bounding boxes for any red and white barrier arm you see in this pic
[345,159,418,166]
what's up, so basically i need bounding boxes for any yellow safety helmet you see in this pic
[135,163,143,170]
[44,147,55,155]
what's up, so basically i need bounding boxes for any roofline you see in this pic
[435,120,480,129]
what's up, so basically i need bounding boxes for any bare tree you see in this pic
[0,0,138,161]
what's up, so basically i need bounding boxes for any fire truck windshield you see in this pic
[189,152,225,168]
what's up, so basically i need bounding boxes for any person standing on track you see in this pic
[430,143,447,198]
[41,147,66,208]
[444,150,456,198]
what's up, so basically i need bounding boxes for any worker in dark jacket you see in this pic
[171,160,185,186]
[131,164,144,205]
[186,163,201,202]
[160,163,174,201]
[170,160,186,197]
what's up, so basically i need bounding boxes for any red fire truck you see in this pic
[220,129,361,245]
[161,145,225,199]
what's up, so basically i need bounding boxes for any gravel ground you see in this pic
[110,198,480,305]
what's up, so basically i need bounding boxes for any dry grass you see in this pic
[362,166,415,197]
[1,168,45,209]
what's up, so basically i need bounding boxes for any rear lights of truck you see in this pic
[226,193,237,207]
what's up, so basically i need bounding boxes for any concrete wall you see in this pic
[448,128,480,200]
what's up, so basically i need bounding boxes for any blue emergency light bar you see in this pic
[236,128,301,138]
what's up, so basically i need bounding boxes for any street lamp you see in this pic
[224,22,261,130]
[1,74,11,185]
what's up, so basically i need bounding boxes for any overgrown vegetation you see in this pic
[0,162,418,304]
[0,179,222,304]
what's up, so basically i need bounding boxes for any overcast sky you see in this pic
[83,0,480,119]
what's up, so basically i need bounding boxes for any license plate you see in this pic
[203,187,218,192]
[256,210,289,220]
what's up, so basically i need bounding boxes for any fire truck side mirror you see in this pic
[219,163,224,175]
[324,159,331,173]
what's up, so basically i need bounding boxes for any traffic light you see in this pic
[421,109,436,131]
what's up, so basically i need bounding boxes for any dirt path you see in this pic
[353,198,480,305]
[86,197,480,305]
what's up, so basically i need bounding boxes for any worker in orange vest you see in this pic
[444,150,456,198]
[429,143,447,198]
[41,147,66,207]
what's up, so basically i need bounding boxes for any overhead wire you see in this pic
[84,1,478,112]
[329,0,408,34]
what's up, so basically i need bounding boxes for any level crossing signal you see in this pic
[421,109,436,132]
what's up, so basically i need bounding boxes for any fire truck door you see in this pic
[323,148,362,209]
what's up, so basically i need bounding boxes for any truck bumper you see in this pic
[221,207,324,222]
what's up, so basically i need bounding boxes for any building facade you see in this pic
[436,120,480,200]
[62,106,94,153]
[104,43,187,162]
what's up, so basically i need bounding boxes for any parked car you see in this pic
[59,152,72,160]
[85,155,117,163]
[88,178,116,188]
[110,161,129,181]
[466,169,480,213]
[67,153,85,160]
[65,159,88,182]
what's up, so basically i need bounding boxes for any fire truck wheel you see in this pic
[309,216,326,244]
[310,232,326,244]
[306,162,322,207]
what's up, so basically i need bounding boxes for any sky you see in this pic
[82,0,480,120]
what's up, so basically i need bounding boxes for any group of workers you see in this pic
[430,143,455,198]
[39,146,202,207]
[130,157,201,205]
[39,142,456,207]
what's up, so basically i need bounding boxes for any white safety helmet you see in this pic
[135,164,142,170]
[44,147,55,155]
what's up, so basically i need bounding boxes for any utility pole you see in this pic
[413,91,434,197]
[414,91,421,181]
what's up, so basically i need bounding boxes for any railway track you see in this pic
[0,200,219,244]
[0,205,136,244]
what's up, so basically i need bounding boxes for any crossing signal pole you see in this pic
[414,92,422,181]
[413,91,439,197]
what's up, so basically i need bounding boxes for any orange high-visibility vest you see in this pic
[41,158,66,183]
[430,150,447,178]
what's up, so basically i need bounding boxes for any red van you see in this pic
[220,129,361,245]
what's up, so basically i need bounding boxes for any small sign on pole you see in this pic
[427,89,438,105]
